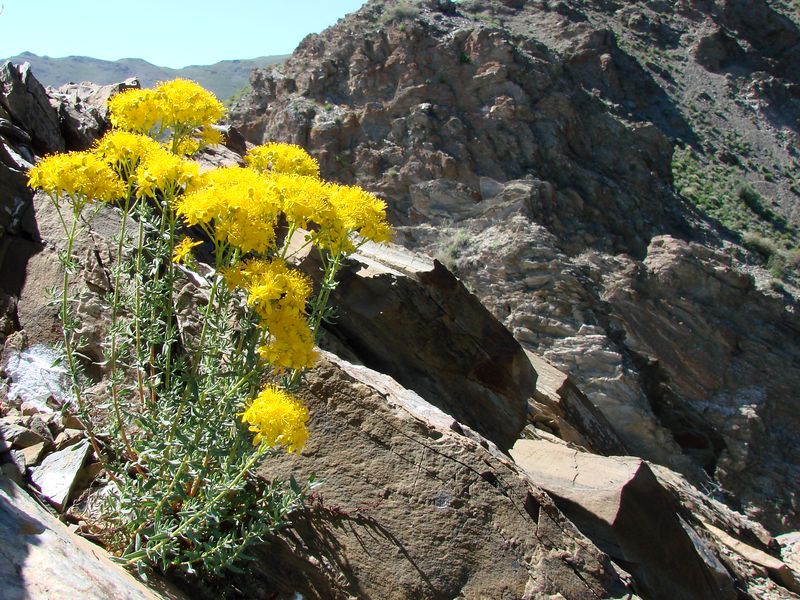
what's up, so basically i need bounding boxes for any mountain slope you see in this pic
[3,51,288,101]
[230,0,800,536]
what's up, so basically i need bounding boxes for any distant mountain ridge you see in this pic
[2,51,288,101]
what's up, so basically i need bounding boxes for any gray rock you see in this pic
[0,477,176,599]
[29,439,90,510]
[0,419,47,449]
[0,61,64,154]
[511,438,737,600]
[3,343,72,411]
[50,78,140,150]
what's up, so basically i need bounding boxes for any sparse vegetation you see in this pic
[224,84,251,108]
[381,1,420,23]
[434,229,470,271]
[672,146,799,248]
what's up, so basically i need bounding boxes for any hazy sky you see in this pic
[0,1,367,68]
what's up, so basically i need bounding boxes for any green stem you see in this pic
[108,192,135,460]
[56,195,117,481]
[123,444,267,565]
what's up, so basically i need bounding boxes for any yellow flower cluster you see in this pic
[94,130,163,178]
[28,151,125,203]
[134,146,200,199]
[245,143,392,254]
[224,258,316,371]
[317,183,392,253]
[175,167,281,253]
[107,88,163,136]
[241,385,309,452]
[245,142,320,177]
[108,79,225,154]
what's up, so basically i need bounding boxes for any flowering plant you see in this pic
[28,79,390,575]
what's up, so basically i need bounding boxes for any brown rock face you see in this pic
[230,2,682,258]
[251,353,633,599]
[314,242,535,449]
[513,438,737,600]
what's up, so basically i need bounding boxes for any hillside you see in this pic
[230,0,800,536]
[2,51,287,101]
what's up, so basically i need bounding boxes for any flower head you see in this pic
[28,151,124,204]
[242,385,309,452]
[155,79,225,133]
[224,258,317,371]
[175,167,281,253]
[307,183,392,254]
[134,147,200,199]
[94,131,163,178]
[246,143,320,177]
[172,237,202,264]
[107,88,164,136]
[107,79,225,154]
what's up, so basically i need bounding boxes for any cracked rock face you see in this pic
[251,352,635,599]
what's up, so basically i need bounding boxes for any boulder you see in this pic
[29,439,90,510]
[49,78,140,150]
[250,351,634,599]
[0,477,177,599]
[313,242,536,449]
[0,62,64,155]
[511,437,737,600]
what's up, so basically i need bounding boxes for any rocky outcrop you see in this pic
[49,78,141,150]
[513,435,800,599]
[249,352,635,599]
[0,62,64,155]
[230,0,800,535]
[301,241,536,449]
[512,437,736,600]
[230,1,684,259]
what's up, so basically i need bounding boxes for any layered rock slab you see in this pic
[253,352,634,599]
[0,478,175,600]
[302,241,536,450]
[512,438,736,600]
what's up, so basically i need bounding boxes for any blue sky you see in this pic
[0,1,367,67]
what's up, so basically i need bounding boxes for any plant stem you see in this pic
[56,196,117,482]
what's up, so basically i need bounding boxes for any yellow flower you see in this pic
[241,385,309,452]
[172,237,202,264]
[155,79,225,132]
[246,143,320,177]
[134,147,200,199]
[270,173,332,231]
[224,258,317,371]
[107,79,225,153]
[303,182,392,254]
[94,131,162,178]
[199,126,224,147]
[28,151,124,203]
[257,316,317,371]
[175,167,281,253]
[107,88,164,136]
[328,183,392,244]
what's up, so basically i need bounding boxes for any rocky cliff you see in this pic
[230,0,800,537]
